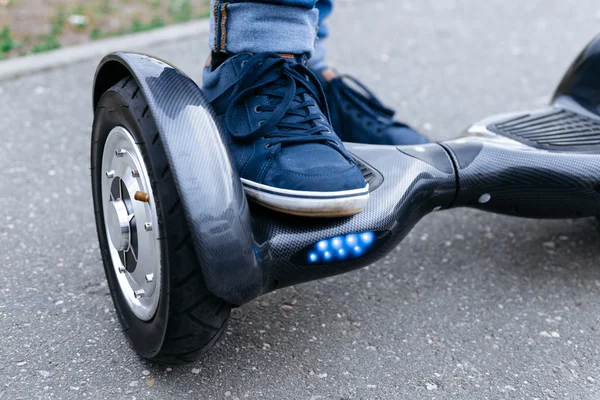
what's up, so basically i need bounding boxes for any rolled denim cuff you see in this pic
[210,1,319,56]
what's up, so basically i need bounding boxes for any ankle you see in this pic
[207,51,233,71]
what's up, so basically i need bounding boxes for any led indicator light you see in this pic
[306,231,376,263]
[346,234,358,246]
[360,232,374,244]
[331,237,343,249]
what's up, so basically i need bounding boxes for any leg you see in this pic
[202,1,369,217]
[310,0,333,71]
[209,0,319,56]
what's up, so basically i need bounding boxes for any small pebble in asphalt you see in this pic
[539,331,560,338]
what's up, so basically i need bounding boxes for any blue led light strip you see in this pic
[308,232,375,263]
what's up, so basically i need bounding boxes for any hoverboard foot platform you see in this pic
[484,107,600,153]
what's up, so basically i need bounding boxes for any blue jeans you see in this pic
[209,0,333,68]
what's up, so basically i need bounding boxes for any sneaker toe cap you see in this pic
[262,145,367,192]
[263,165,367,192]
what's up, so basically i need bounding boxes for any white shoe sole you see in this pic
[241,178,370,217]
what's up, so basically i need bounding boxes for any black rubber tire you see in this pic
[91,76,231,364]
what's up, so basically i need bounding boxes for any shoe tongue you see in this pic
[277,53,302,64]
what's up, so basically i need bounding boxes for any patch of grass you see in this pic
[31,35,61,53]
[96,0,112,16]
[51,10,67,36]
[89,27,103,40]
[0,27,20,54]
[90,16,167,40]
[197,8,211,19]
[129,17,166,33]
[168,0,192,23]
[72,4,86,16]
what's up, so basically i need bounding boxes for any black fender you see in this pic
[93,52,263,305]
[552,33,600,118]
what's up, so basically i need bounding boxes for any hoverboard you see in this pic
[90,35,600,363]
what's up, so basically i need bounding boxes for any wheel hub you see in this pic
[101,126,162,321]
[107,199,131,252]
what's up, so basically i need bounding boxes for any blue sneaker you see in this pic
[202,53,369,217]
[313,68,430,145]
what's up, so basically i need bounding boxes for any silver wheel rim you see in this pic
[101,126,162,321]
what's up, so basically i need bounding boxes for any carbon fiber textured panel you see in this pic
[251,143,457,291]
[488,107,600,153]
[444,137,600,218]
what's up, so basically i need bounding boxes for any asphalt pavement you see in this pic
[2,0,600,399]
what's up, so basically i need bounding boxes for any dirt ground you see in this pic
[0,0,209,57]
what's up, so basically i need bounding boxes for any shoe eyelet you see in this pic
[241,60,248,68]
[254,105,262,113]
[319,116,325,122]
[324,129,331,134]
[258,120,266,127]
[333,141,340,146]
[265,143,274,149]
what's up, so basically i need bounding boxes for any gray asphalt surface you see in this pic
[2,0,600,399]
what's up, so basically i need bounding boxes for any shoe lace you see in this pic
[327,74,406,128]
[211,53,349,156]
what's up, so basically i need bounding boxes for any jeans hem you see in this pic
[210,1,319,56]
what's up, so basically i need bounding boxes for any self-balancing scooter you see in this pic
[91,35,600,363]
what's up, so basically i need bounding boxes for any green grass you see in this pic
[1,0,210,57]
[0,27,20,54]
[51,10,67,36]
[31,35,61,53]
[168,0,193,23]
